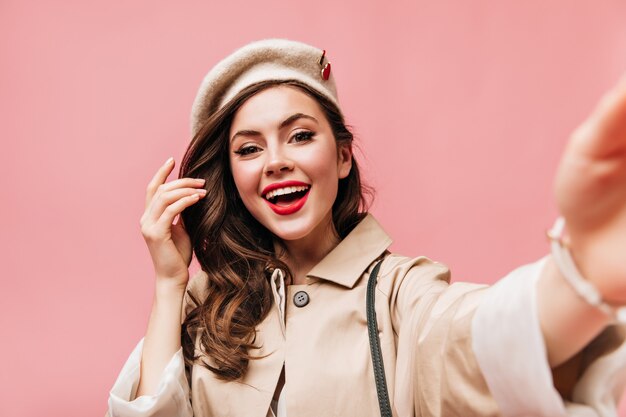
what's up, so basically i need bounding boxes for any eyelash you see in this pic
[233,145,261,156]
[233,131,315,156]
[292,130,315,143]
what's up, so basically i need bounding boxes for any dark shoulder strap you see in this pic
[367,260,392,417]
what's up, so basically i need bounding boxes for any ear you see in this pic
[337,143,352,179]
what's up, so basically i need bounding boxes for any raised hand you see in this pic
[139,157,207,289]
[554,74,626,304]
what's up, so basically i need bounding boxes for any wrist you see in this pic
[155,277,188,299]
[547,216,626,323]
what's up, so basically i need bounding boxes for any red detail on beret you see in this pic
[321,62,331,80]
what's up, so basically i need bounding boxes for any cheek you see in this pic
[303,143,339,178]
[230,160,263,205]
[298,144,341,206]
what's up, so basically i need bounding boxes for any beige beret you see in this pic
[190,38,339,136]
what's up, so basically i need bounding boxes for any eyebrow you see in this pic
[230,113,319,143]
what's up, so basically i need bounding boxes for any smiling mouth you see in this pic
[263,185,311,215]
[264,185,311,206]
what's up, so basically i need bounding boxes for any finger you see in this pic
[145,157,175,210]
[171,215,187,236]
[155,177,207,195]
[593,75,626,132]
[144,187,207,226]
[152,193,205,237]
[144,178,206,223]
[574,73,626,157]
[172,211,187,229]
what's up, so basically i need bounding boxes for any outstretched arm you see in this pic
[537,73,626,368]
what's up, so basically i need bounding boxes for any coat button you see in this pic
[293,291,310,307]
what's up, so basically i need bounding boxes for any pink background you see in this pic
[2,1,626,415]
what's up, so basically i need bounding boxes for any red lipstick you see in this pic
[265,190,310,215]
[262,180,310,196]
[262,180,311,216]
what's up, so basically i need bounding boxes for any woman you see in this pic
[106,39,626,416]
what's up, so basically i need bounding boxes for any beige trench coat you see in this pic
[107,214,626,417]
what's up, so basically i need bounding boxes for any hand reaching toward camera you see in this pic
[555,73,626,305]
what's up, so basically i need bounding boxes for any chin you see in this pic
[267,217,319,241]
[244,197,335,244]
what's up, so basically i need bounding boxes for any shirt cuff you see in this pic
[471,255,568,416]
[107,338,193,417]
[472,256,626,417]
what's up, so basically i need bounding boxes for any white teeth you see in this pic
[265,185,310,200]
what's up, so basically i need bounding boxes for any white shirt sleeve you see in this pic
[107,337,193,417]
[471,255,626,417]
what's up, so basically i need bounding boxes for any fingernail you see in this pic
[165,157,173,165]
[195,178,206,183]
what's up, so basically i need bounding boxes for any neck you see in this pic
[275,215,340,285]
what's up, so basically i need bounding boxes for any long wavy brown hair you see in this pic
[178,79,373,381]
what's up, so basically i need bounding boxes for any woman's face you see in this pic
[228,85,352,242]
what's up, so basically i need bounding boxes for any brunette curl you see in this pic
[179,79,374,381]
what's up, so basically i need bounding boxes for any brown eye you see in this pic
[234,145,262,156]
[291,131,315,143]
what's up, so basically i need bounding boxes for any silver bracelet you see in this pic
[546,216,626,324]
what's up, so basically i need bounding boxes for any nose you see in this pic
[264,148,295,176]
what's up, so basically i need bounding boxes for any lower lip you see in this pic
[264,189,310,215]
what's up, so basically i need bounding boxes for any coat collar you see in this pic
[305,213,393,288]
